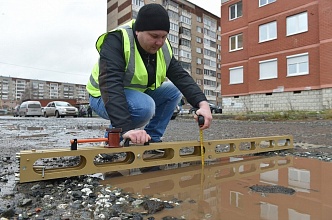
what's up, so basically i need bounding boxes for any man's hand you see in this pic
[122,130,151,144]
[194,101,212,129]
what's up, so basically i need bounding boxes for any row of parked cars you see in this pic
[13,101,79,118]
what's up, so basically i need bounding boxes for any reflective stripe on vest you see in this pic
[86,20,172,95]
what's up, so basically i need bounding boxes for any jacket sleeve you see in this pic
[166,57,207,108]
[98,32,134,133]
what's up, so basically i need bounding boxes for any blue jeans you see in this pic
[89,81,182,141]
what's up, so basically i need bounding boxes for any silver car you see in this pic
[43,101,78,118]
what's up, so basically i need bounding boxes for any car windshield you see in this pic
[56,102,72,107]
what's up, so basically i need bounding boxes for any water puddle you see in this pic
[101,155,332,220]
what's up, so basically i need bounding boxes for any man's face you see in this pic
[136,30,168,54]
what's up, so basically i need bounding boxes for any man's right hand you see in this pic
[122,130,151,145]
[194,101,212,129]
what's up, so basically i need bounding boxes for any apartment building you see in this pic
[220,0,332,113]
[106,0,222,105]
[0,75,88,109]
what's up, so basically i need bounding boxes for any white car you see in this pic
[18,101,43,117]
[43,101,78,118]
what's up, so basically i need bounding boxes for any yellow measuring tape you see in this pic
[198,115,205,168]
[198,115,205,204]
[199,129,204,168]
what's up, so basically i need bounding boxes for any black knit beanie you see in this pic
[135,4,170,33]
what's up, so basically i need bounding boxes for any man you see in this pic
[86,4,212,145]
[87,105,93,117]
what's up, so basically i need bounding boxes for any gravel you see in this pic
[0,116,332,219]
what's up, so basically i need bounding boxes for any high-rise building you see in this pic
[0,75,88,109]
[106,0,222,105]
[220,0,332,113]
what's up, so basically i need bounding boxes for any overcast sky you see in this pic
[0,0,220,85]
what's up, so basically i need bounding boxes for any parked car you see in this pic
[171,105,180,120]
[208,103,222,114]
[78,107,87,117]
[74,104,89,117]
[189,103,222,114]
[18,101,43,117]
[13,105,20,117]
[43,101,78,118]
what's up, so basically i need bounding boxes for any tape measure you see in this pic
[198,115,204,167]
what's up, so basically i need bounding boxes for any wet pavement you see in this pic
[102,156,332,220]
[0,116,332,219]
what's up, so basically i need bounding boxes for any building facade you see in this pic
[106,0,222,105]
[0,75,88,110]
[220,0,332,113]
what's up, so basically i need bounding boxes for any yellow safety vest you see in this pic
[86,20,173,97]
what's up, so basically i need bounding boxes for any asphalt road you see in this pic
[0,115,332,219]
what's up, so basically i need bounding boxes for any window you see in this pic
[229,33,243,51]
[197,16,202,23]
[170,22,178,32]
[196,68,202,74]
[259,21,277,42]
[179,50,191,59]
[180,27,191,36]
[204,59,216,68]
[197,58,202,64]
[287,53,309,76]
[196,37,202,43]
[180,15,191,25]
[204,49,216,58]
[229,66,243,84]
[286,12,308,36]
[196,47,202,53]
[259,58,278,80]
[196,26,202,33]
[132,0,144,7]
[229,1,242,20]
[180,38,190,47]
[168,34,178,44]
[259,0,276,7]
[172,48,178,56]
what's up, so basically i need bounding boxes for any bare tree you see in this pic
[21,87,32,102]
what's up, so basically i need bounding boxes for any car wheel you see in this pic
[55,111,60,118]
[212,109,216,114]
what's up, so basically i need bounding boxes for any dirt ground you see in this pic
[0,115,331,219]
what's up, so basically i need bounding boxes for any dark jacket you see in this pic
[98,28,207,133]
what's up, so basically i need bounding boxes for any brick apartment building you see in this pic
[220,0,332,113]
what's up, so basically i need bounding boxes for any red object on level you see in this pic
[70,128,123,149]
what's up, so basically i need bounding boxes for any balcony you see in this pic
[167,4,178,13]
[179,34,191,41]
[179,22,191,30]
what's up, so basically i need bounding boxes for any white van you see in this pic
[19,101,43,117]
